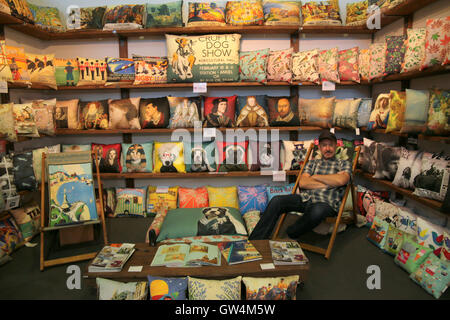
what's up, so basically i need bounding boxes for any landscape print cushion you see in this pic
[76,57,107,86]
[236,95,269,127]
[108,98,141,130]
[333,98,361,129]
[421,18,447,70]
[139,97,170,129]
[27,4,65,32]
[187,2,226,26]
[103,5,145,30]
[392,149,423,190]
[121,143,153,173]
[147,186,178,215]
[54,58,79,86]
[167,96,202,128]
[239,48,269,83]
[426,89,450,136]
[338,47,360,83]
[188,276,242,300]
[395,238,432,274]
[6,46,31,85]
[79,100,109,130]
[243,275,299,300]
[146,1,182,28]
[281,140,314,171]
[114,188,146,217]
[203,95,236,128]
[105,57,135,84]
[97,278,147,300]
[153,142,186,173]
[367,93,390,130]
[178,187,209,208]
[416,217,445,257]
[301,0,342,26]
[55,99,79,129]
[166,33,241,83]
[317,48,340,83]
[369,42,386,80]
[207,186,239,209]
[266,48,293,82]
[401,28,426,73]
[237,185,268,215]
[13,103,39,138]
[267,96,299,126]
[183,141,216,173]
[226,0,264,26]
[216,141,248,172]
[92,143,122,173]
[133,55,168,85]
[148,276,187,300]
[76,6,107,29]
[401,89,429,134]
[263,0,301,25]
[7,0,33,23]
[384,35,406,75]
[410,253,450,299]
[26,53,57,89]
[291,49,320,84]
[298,97,335,128]
[385,90,406,133]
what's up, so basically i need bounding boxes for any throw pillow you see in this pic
[27,4,65,33]
[301,0,341,26]
[13,103,40,138]
[384,35,406,75]
[243,275,299,300]
[216,140,249,172]
[0,103,17,142]
[421,18,447,70]
[96,278,147,300]
[338,47,360,83]
[145,1,182,28]
[394,206,418,235]
[103,5,145,30]
[413,151,450,201]
[105,57,135,84]
[121,143,153,173]
[333,98,362,129]
[237,185,269,215]
[76,6,106,30]
[298,97,335,128]
[92,143,122,173]
[281,140,314,171]
[372,144,402,181]
[248,140,281,172]
[207,186,239,209]
[7,0,33,23]
[178,187,209,208]
[356,185,390,225]
[383,225,417,256]
[318,47,340,83]
[369,42,386,80]
[32,145,60,183]
[367,93,390,130]
[148,276,187,300]
[400,89,429,134]
[395,238,433,274]
[441,231,450,262]
[203,96,237,128]
[12,151,37,191]
[28,99,56,136]
[147,186,179,216]
[167,96,202,128]
[291,49,321,84]
[266,183,295,202]
[239,48,269,83]
[55,99,79,130]
[243,210,261,235]
[357,98,372,128]
[183,141,216,173]
[0,216,23,255]
[410,253,450,299]
[187,2,226,26]
[108,98,141,130]
[26,53,57,89]
[401,27,426,73]
[367,216,390,249]
[358,48,371,81]
[10,203,40,241]
[132,55,168,85]
[153,142,186,173]
[385,90,406,133]
[226,0,264,26]
[6,46,31,85]
[263,0,301,25]
[426,89,450,136]
[76,57,107,86]
[236,95,269,127]
[392,149,423,190]
[79,100,109,130]
[359,138,377,174]
[416,216,445,257]
[139,97,170,129]
[114,188,146,217]
[266,48,293,82]
[346,1,368,26]
[188,276,242,300]
[267,96,300,126]
[0,41,11,82]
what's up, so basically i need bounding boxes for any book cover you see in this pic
[219,240,262,265]
[269,240,308,265]
[89,243,136,272]
[150,242,221,267]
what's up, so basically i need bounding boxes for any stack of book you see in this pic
[88,243,136,272]
[269,240,308,265]
[218,240,263,265]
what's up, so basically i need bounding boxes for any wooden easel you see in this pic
[40,151,108,271]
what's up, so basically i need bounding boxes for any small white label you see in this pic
[203,127,216,139]
[156,186,169,194]
[330,128,335,134]
[322,80,335,91]
[273,170,286,182]
[128,266,143,272]
[260,263,275,270]
[0,81,8,93]
[193,82,207,93]
[5,195,20,210]
[194,120,202,129]
[355,128,360,135]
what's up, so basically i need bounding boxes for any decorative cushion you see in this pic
[103,5,145,30]
[318,48,340,83]
[413,151,449,201]
[266,48,293,82]
[207,186,239,209]
[333,98,362,129]
[301,0,341,26]
[178,187,209,208]
[226,0,264,26]
[298,97,335,128]
[372,144,402,181]
[401,28,426,73]
[6,0,33,23]
[121,143,153,173]
[383,225,417,256]
[359,138,377,174]
[108,98,141,130]
[374,199,400,226]
[0,216,22,255]
[103,188,116,217]
[367,216,390,249]
[27,4,65,32]
[263,0,301,25]
[394,206,418,235]
[338,47,360,83]
[203,96,236,127]
[441,231,450,262]
[416,217,445,257]
[243,210,261,235]
[281,140,314,171]
[76,57,107,86]
[426,89,450,136]
[357,98,372,128]
[216,140,249,172]
[160,235,247,244]
[54,58,79,87]
[267,96,300,126]
[132,55,168,85]
[237,185,268,215]
[421,18,447,70]
[147,186,179,216]
[358,49,371,81]
[0,103,17,142]
[79,100,109,130]
[0,41,11,82]
[312,138,358,162]
[12,151,37,192]
[187,2,226,26]
[13,103,40,138]
[248,140,281,172]
[369,42,386,80]
[139,97,170,128]
[392,149,423,190]
[0,0,10,15]
[400,89,429,134]
[32,145,60,183]
[410,253,450,299]
[5,46,31,85]
[76,6,106,29]
[356,185,390,225]
[367,93,390,130]
[62,144,91,152]
[153,142,186,173]
[167,96,202,128]
[166,33,241,83]
[145,1,182,28]
[96,278,147,300]
[26,53,57,89]
[105,57,135,84]
[183,141,216,173]
[239,48,269,83]
[345,1,368,26]
[114,188,146,217]
[92,143,122,173]
[385,90,406,133]
[395,238,433,274]
[266,183,295,202]
[292,49,320,84]
[384,35,406,76]
[55,99,79,130]
[148,276,187,300]
[236,95,269,127]
[188,276,242,300]
[243,275,299,300]
[10,203,40,242]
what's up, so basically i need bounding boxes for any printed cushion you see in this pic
[160,235,247,244]
[385,90,406,133]
[263,0,301,25]
[96,278,147,300]
[204,96,236,128]
[26,99,56,136]
[367,93,390,130]
[384,35,406,76]
[395,238,432,274]
[236,95,269,127]
[369,42,386,80]
[442,231,450,262]
[0,0,10,15]
[62,144,91,152]
[0,41,11,82]
[426,89,450,136]
[394,206,418,235]
[311,138,358,162]
[338,47,360,83]
[301,0,341,26]
[146,1,182,28]
[421,18,448,70]
[26,53,57,89]
[178,187,209,208]
[292,49,320,84]
[226,1,264,26]
[55,99,79,130]
[7,0,33,23]
[121,143,153,173]
[207,186,239,209]
[6,46,31,85]
[367,216,390,248]
[298,97,335,128]
[0,216,23,255]
[356,185,390,225]
[187,2,226,26]
[132,55,168,85]
[372,144,402,181]
[416,217,445,257]
[346,1,368,26]
[318,48,340,83]
[400,89,429,134]
[103,188,116,217]
[103,5,145,30]
[75,6,106,29]
[13,103,39,138]
[153,142,186,173]
[239,48,269,83]
[281,140,314,171]
[188,276,242,300]
[357,98,372,128]
[92,143,122,173]
[79,100,109,130]
[266,183,295,202]
[12,151,37,192]
[148,276,187,300]
[0,103,17,142]
[392,149,423,190]
[114,188,146,217]
[243,210,260,235]
[410,253,450,299]
[139,97,170,129]
[248,140,281,172]
[105,57,135,84]
[216,141,249,172]
[383,225,417,256]
[237,185,268,215]
[147,186,179,216]
[54,58,79,87]
[267,96,300,126]
[28,4,65,32]
[413,152,449,202]
[32,145,60,183]
[333,98,362,129]
[359,138,377,174]
[358,49,370,81]
[10,203,40,241]
[108,98,141,130]
[243,275,299,300]
[266,48,293,82]
[401,28,426,73]
[76,57,107,86]
[183,141,216,173]
[167,96,202,128]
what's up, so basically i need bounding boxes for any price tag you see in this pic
[272,170,286,182]
[322,80,335,91]
[128,266,143,272]
[193,82,207,93]
[355,128,360,136]
[260,263,275,270]
[0,81,8,93]
[330,128,335,134]
[203,127,216,139]
[156,186,169,194]
[5,195,20,210]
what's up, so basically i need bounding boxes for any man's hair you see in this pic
[211,98,228,113]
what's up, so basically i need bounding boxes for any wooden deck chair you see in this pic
[272,144,361,260]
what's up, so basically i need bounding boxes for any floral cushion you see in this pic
[298,97,335,128]
[114,188,146,217]
[96,278,147,300]
[239,49,269,83]
[267,96,300,126]
[384,35,406,76]
[148,276,187,300]
[400,89,429,134]
[318,47,340,83]
[187,2,226,26]
[357,98,373,128]
[263,0,301,25]
[392,149,423,190]
[0,103,17,142]
[367,93,390,130]
[346,1,367,26]
[333,98,361,129]
[266,48,293,82]
[243,275,299,300]
[369,43,386,80]
[395,238,432,274]
[358,49,371,81]
[108,98,141,130]
[188,276,242,300]
[178,187,209,208]
[153,142,186,173]
[292,49,320,84]
[145,1,182,28]
[416,217,445,257]
[401,28,426,73]
[338,47,360,83]
[410,253,450,299]
[385,90,406,133]
[226,0,264,26]
[421,18,448,70]
[133,55,168,85]
[301,0,342,26]
[237,185,268,215]
[147,186,179,216]
[413,152,450,202]
[207,186,239,209]
[426,89,450,136]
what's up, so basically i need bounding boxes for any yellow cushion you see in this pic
[207,186,239,209]
[146,186,179,215]
[153,142,186,173]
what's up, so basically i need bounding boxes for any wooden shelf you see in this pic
[95,170,299,179]
[371,65,450,84]
[383,0,439,16]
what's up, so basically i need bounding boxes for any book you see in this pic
[218,240,263,265]
[269,240,308,265]
[89,243,136,272]
[150,242,221,267]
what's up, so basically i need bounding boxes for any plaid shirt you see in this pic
[299,157,352,212]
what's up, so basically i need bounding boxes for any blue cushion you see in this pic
[148,276,188,300]
[237,185,268,215]
[266,183,295,202]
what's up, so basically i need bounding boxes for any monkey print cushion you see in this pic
[153,142,186,174]
[105,57,135,84]
[25,53,57,89]
[183,141,216,173]
[216,140,249,172]
[133,55,168,85]
[266,48,293,82]
[79,100,109,130]
[167,96,202,128]
[121,143,153,173]
[91,143,122,173]
[203,95,237,128]
[139,97,170,129]
[76,57,107,86]
[267,96,300,127]
[108,98,141,130]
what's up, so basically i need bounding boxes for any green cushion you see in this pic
[394,238,433,274]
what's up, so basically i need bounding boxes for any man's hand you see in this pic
[298,173,328,190]
[311,171,350,188]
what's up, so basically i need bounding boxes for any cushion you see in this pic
[400,89,429,134]
[28,4,65,32]
[13,103,40,138]
[318,48,340,83]
[167,96,202,128]
[243,275,299,300]
[28,99,56,136]
[357,98,372,128]
[236,95,269,127]
[0,0,10,15]
[346,1,368,26]
[153,142,186,173]
[203,96,236,127]
[243,210,261,235]
[383,225,417,256]
[413,152,450,201]
[108,98,141,130]
[421,18,447,70]
[392,149,423,190]
[384,35,407,76]
[207,186,239,209]
[372,144,402,181]
[292,49,320,84]
[266,48,293,82]
[148,276,187,300]
[103,188,116,217]
[0,41,11,82]
[178,187,209,208]
[103,5,145,30]
[157,207,247,242]
[105,57,135,84]
[417,217,445,257]
[0,103,17,142]
[367,216,390,249]
[237,185,269,215]
[410,253,450,299]
[356,185,390,225]
[26,53,57,89]
[183,141,216,173]
[281,140,314,171]
[114,188,146,217]
[79,100,109,130]
[62,144,91,152]
[301,0,341,26]
[55,99,79,130]
[216,140,249,172]
[132,55,168,85]
[7,0,33,23]
[333,98,362,129]
[139,97,170,129]
[426,89,450,136]
[395,238,433,274]
[10,203,40,241]
[266,183,295,202]
[188,276,242,300]
[248,140,281,172]
[369,42,386,80]
[147,186,179,216]
[187,2,226,26]
[12,151,37,192]
[32,145,60,183]
[121,143,153,173]
[338,47,360,83]
[441,231,450,262]
[226,0,264,26]
[76,57,107,86]
[92,143,122,173]
[76,6,106,29]
[239,48,269,83]
[359,138,377,174]
[263,0,301,25]
[385,90,406,133]
[298,97,335,128]
[145,1,182,28]
[401,28,426,73]
[358,49,371,81]
[394,206,418,235]
[267,96,300,126]
[96,278,147,300]
[5,46,31,85]
[0,216,22,255]
[166,33,241,83]
[367,93,390,130]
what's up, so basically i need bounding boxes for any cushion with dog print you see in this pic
[216,140,248,172]
[248,140,281,172]
[121,143,153,173]
[139,97,170,129]
[183,141,216,173]
[281,140,314,171]
[153,142,186,173]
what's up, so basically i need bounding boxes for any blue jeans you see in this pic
[248,194,336,240]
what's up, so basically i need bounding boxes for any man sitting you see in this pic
[249,130,352,240]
